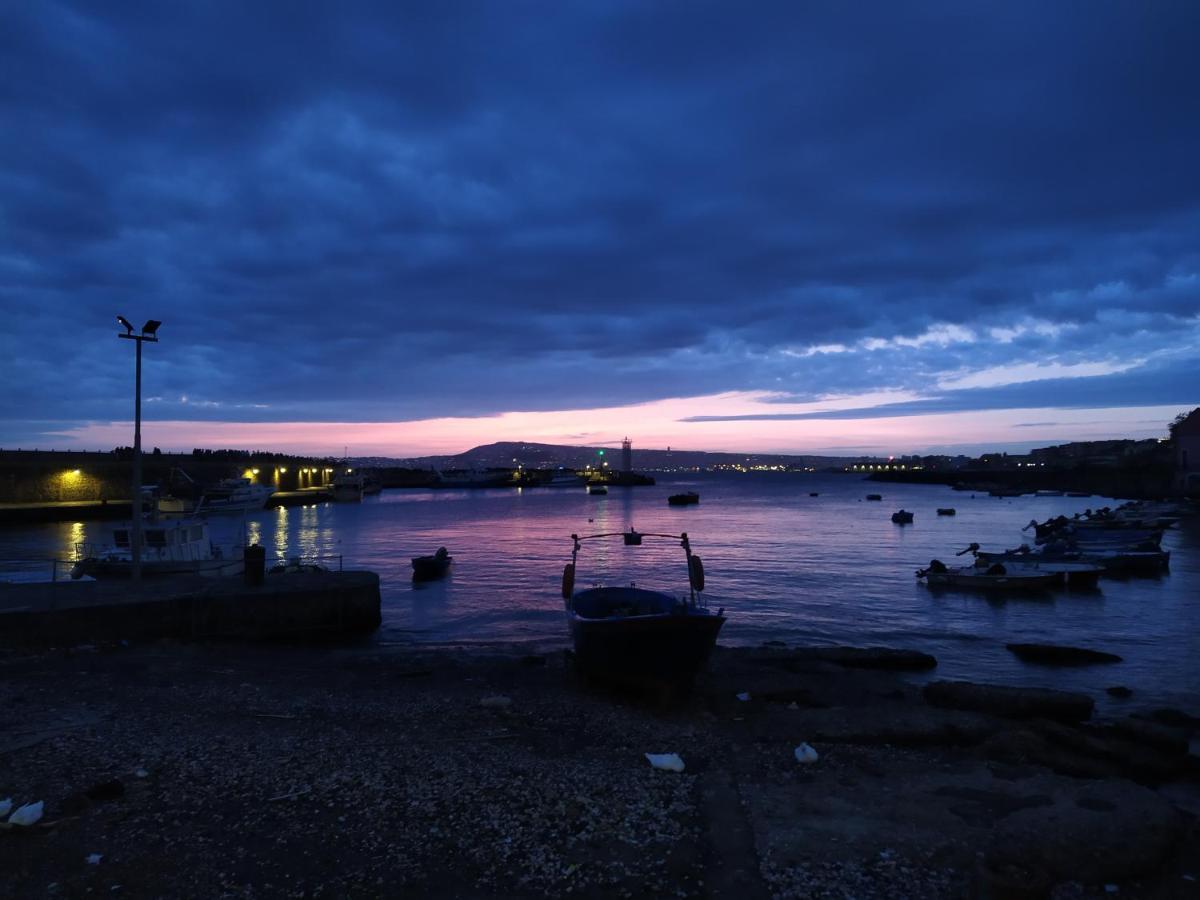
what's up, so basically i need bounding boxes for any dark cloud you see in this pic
[2,1,1200,445]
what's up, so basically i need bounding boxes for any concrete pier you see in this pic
[0,570,381,646]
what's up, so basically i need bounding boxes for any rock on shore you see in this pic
[1006,643,1123,665]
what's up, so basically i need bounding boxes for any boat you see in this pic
[71,519,244,580]
[1034,490,1064,497]
[587,483,608,495]
[809,492,819,497]
[866,494,882,501]
[562,529,724,687]
[936,507,956,516]
[331,471,364,502]
[541,470,584,488]
[955,545,1104,586]
[668,491,700,506]
[362,474,383,495]
[194,477,273,515]
[432,468,514,489]
[916,558,1060,591]
[891,509,914,524]
[412,547,452,581]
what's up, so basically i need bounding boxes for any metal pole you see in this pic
[132,336,143,581]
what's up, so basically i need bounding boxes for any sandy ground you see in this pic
[1,640,1198,899]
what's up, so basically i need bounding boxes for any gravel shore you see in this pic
[2,641,1198,898]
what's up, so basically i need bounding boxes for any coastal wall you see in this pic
[869,461,1178,499]
[0,570,382,646]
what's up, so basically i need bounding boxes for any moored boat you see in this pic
[916,558,1060,591]
[412,547,452,581]
[891,509,914,524]
[587,483,608,495]
[668,491,700,506]
[562,529,724,687]
[72,519,244,580]
[332,471,365,502]
[195,477,273,515]
[936,507,956,516]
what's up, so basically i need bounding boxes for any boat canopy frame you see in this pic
[568,529,704,604]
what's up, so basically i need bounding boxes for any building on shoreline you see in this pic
[1173,409,1200,495]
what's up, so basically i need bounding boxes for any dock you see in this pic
[0,570,381,646]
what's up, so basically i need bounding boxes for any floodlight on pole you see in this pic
[117,316,161,581]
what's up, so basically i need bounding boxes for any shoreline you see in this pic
[2,641,1197,898]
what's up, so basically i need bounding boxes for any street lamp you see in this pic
[118,316,161,581]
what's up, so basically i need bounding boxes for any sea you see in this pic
[3,473,1198,714]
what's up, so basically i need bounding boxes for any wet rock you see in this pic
[1106,686,1133,698]
[760,646,937,672]
[1108,717,1190,757]
[1005,643,1122,665]
[1148,708,1200,732]
[1033,721,1190,784]
[923,680,1094,722]
[784,705,999,747]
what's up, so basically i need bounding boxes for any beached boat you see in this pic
[412,547,452,581]
[668,491,700,506]
[71,519,244,580]
[562,529,724,686]
[195,477,273,515]
[891,509,914,524]
[331,471,364,502]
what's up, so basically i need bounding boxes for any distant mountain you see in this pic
[354,441,865,471]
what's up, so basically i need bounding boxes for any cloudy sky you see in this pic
[2,1,1198,457]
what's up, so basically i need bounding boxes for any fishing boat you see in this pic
[866,494,883,501]
[954,545,1104,586]
[891,509,914,524]
[562,529,725,686]
[667,491,700,506]
[194,477,273,515]
[412,547,452,581]
[936,508,956,516]
[916,558,1060,591]
[71,519,244,580]
[331,471,364,502]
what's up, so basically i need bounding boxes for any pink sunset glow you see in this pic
[47,392,1187,458]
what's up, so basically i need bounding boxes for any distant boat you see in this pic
[587,483,608,495]
[562,529,724,687]
[412,547,452,581]
[544,470,585,488]
[668,491,700,506]
[362,474,382,495]
[809,492,819,497]
[331,471,364,502]
[433,468,514,489]
[891,509,914,524]
[866,494,882,501]
[936,508,956,516]
[71,519,244,580]
[1034,490,1064,497]
[195,478,273,515]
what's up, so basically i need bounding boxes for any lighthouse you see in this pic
[621,437,633,474]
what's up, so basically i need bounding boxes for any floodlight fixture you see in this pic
[117,315,134,335]
[142,319,161,336]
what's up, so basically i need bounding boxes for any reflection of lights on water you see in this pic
[246,521,262,546]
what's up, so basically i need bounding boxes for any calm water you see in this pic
[3,473,1198,713]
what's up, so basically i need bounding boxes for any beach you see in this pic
[2,640,1197,899]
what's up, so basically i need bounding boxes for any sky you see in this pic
[2,1,1199,458]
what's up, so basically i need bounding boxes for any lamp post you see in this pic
[117,316,161,581]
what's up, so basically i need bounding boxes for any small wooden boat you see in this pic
[562,529,724,687]
[866,494,882,501]
[412,547,452,580]
[891,509,914,524]
[936,508,956,516]
[667,491,700,506]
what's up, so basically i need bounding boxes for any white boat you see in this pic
[916,559,1060,590]
[195,478,273,515]
[544,470,584,488]
[71,519,244,580]
[587,483,608,495]
[331,471,364,502]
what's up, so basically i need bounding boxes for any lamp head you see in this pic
[116,315,134,335]
[142,319,161,336]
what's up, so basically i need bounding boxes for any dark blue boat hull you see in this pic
[567,588,724,684]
